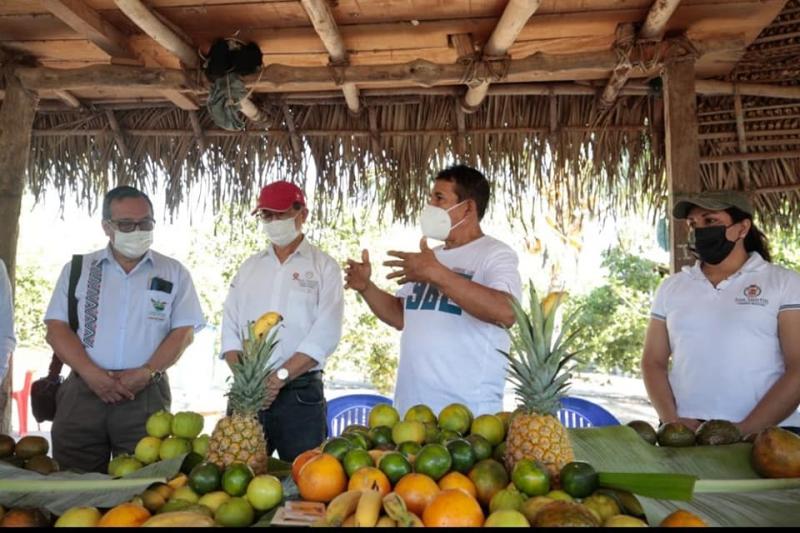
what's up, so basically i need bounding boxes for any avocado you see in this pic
[14,436,49,459]
[24,454,59,475]
[627,421,657,445]
[695,419,742,446]
[656,422,696,447]
[0,434,15,458]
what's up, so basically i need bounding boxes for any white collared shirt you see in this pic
[221,237,344,370]
[0,260,15,381]
[44,246,205,370]
[651,252,800,426]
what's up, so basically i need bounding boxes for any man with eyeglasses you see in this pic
[44,186,205,473]
[221,181,343,461]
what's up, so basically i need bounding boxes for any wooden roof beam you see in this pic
[461,0,542,113]
[53,90,81,108]
[300,0,360,115]
[113,0,198,68]
[42,0,139,64]
[599,0,682,110]
[104,109,129,159]
[161,89,198,110]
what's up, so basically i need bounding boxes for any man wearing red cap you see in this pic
[221,181,344,461]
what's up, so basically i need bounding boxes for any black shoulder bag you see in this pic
[30,254,82,423]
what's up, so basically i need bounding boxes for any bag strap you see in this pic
[48,254,83,378]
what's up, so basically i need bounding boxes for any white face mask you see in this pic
[112,230,153,259]
[262,214,300,247]
[420,201,467,241]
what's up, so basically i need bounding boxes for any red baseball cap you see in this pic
[252,181,306,214]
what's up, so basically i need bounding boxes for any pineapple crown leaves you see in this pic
[226,322,281,414]
[499,283,586,416]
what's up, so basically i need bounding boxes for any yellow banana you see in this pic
[166,473,188,490]
[381,492,412,527]
[141,511,215,527]
[253,311,283,339]
[354,490,382,527]
[342,514,356,527]
[375,516,396,527]
[407,512,424,527]
[325,490,363,526]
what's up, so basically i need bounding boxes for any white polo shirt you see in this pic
[44,246,205,370]
[0,260,15,381]
[394,235,522,418]
[221,237,343,370]
[651,253,800,426]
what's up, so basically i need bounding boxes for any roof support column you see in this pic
[0,71,37,433]
[663,57,701,273]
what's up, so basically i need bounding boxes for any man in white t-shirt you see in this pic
[345,165,522,417]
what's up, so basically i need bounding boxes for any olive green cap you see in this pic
[672,190,754,219]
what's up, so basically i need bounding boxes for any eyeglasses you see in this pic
[257,210,297,222]
[107,218,155,233]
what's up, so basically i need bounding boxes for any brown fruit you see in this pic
[0,434,15,458]
[0,508,50,527]
[532,501,600,527]
[98,503,151,527]
[13,436,49,460]
[24,455,59,475]
[751,427,800,478]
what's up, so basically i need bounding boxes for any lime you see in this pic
[404,404,437,425]
[192,434,210,456]
[322,437,353,461]
[397,441,423,460]
[159,499,194,513]
[424,423,440,444]
[189,462,222,495]
[446,438,476,474]
[559,461,598,498]
[492,442,507,463]
[342,449,374,477]
[246,475,283,512]
[134,436,162,465]
[489,486,526,512]
[466,434,493,461]
[413,443,452,481]
[181,451,205,475]
[369,426,393,447]
[214,496,255,527]
[159,436,192,460]
[343,424,370,435]
[368,404,400,429]
[378,452,412,485]
[511,459,550,497]
[485,509,530,527]
[392,421,426,445]
[436,429,462,445]
[172,411,205,439]
[471,414,506,446]
[438,404,472,434]
[222,463,255,497]
[145,410,173,438]
[342,432,371,450]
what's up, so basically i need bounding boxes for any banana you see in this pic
[354,490,382,527]
[375,516,397,527]
[141,511,215,527]
[342,514,356,527]
[325,490,363,526]
[253,311,283,339]
[166,473,188,490]
[407,512,424,527]
[382,492,413,527]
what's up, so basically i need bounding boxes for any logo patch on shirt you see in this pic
[735,284,768,306]
[148,297,169,320]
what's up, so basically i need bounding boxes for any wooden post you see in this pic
[0,73,37,433]
[663,58,701,273]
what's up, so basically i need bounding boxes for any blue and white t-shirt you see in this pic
[394,235,522,417]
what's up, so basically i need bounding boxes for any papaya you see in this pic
[751,427,800,478]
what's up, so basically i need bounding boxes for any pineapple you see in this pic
[206,313,282,475]
[502,285,581,481]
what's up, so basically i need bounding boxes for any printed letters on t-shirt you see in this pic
[405,273,473,316]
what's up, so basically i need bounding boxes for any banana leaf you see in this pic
[0,455,185,516]
[570,426,800,526]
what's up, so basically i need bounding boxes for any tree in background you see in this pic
[12,263,53,348]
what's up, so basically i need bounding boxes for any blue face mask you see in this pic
[689,225,736,265]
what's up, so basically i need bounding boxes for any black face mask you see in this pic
[689,225,737,265]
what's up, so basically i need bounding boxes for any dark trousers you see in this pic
[257,371,328,463]
[52,372,171,474]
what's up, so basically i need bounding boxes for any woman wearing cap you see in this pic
[641,191,800,436]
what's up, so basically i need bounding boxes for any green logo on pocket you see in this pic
[151,298,166,312]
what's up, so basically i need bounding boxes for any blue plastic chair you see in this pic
[326,394,393,437]
[557,396,620,428]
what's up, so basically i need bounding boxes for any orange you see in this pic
[422,489,484,527]
[291,449,321,483]
[97,503,151,527]
[394,473,441,516]
[438,471,477,499]
[468,459,510,506]
[660,509,708,527]
[347,466,392,497]
[296,453,347,503]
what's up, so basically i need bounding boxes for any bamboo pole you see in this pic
[187,110,206,152]
[700,150,800,164]
[113,0,199,67]
[755,182,800,194]
[461,0,542,112]
[281,104,304,156]
[640,0,683,40]
[733,92,750,188]
[695,80,800,100]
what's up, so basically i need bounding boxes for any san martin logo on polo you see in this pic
[736,284,768,306]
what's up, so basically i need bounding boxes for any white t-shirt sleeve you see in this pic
[779,269,800,313]
[220,268,244,355]
[169,265,206,331]
[650,278,670,321]
[395,283,413,299]
[44,261,72,324]
[482,245,522,300]
[0,260,15,380]
[295,258,344,365]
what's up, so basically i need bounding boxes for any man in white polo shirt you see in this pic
[221,181,343,461]
[642,190,800,435]
[0,260,14,382]
[45,186,205,473]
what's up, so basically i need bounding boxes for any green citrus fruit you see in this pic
[159,436,192,460]
[492,442,507,463]
[559,461,598,498]
[192,434,210,456]
[495,412,514,432]
[134,436,162,465]
[511,459,550,497]
[489,486,526,512]
[181,452,204,475]
[466,434,493,461]
[322,437,353,461]
[446,438,477,474]
[392,421,427,445]
[369,426,393,447]
[246,475,283,511]
[342,431,371,450]
[438,404,472,434]
[424,423,440,444]
[145,410,173,438]
[485,509,530,527]
[171,411,205,439]
[436,429,462,445]
[471,414,506,446]
[378,452,412,485]
[397,441,422,460]
[343,424,370,435]
[114,456,144,477]
[214,496,255,527]
[197,491,231,513]
[413,443,452,481]
[404,404,437,425]
[222,463,255,497]
[468,459,510,507]
[189,462,222,495]
[546,489,574,502]
[368,404,400,429]
[342,449,374,477]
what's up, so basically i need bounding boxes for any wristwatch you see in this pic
[275,368,289,382]
[144,363,164,382]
